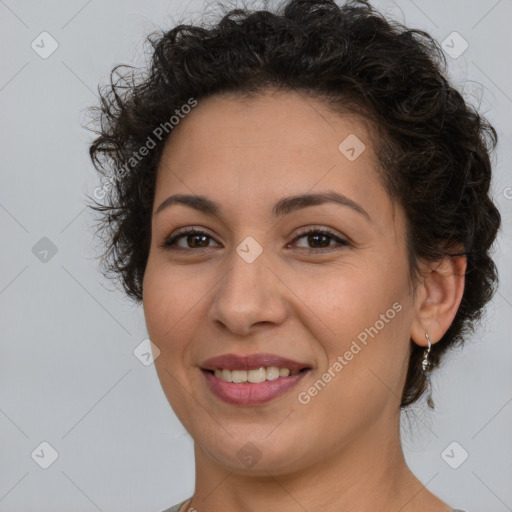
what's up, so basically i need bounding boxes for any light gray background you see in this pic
[1,1,511,511]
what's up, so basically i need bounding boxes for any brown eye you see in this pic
[162,229,219,250]
[291,227,350,254]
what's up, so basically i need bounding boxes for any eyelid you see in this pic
[169,225,214,238]
[293,225,346,240]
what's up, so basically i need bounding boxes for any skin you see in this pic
[142,90,466,512]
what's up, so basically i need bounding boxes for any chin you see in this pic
[196,429,313,476]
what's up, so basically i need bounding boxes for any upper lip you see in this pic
[200,353,311,372]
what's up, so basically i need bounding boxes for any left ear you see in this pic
[410,250,467,347]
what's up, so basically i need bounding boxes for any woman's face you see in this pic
[143,91,418,475]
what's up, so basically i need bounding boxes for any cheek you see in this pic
[292,262,405,341]
[142,258,220,377]
[142,264,167,338]
[294,262,412,395]
[142,261,190,357]
[142,262,201,420]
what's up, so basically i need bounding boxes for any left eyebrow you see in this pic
[272,191,371,221]
[154,190,372,222]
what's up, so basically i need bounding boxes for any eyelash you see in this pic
[160,226,351,254]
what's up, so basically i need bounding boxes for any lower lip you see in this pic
[202,369,310,405]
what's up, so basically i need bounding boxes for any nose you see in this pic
[208,245,288,336]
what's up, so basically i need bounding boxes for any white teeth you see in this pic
[231,370,247,383]
[248,367,267,383]
[266,367,280,380]
[212,366,303,383]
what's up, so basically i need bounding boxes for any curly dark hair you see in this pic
[87,0,501,408]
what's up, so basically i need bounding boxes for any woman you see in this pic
[88,0,501,510]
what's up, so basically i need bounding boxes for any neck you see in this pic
[185,410,451,512]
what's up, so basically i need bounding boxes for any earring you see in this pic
[421,332,433,371]
[422,332,434,408]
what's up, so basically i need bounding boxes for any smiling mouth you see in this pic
[203,366,310,384]
[201,366,311,405]
[199,353,312,404]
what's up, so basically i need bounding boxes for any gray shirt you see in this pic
[161,500,188,512]
[161,500,467,512]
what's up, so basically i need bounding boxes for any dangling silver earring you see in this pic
[422,332,433,371]
[422,332,434,408]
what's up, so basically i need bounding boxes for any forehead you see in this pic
[154,91,396,228]
[160,91,373,162]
